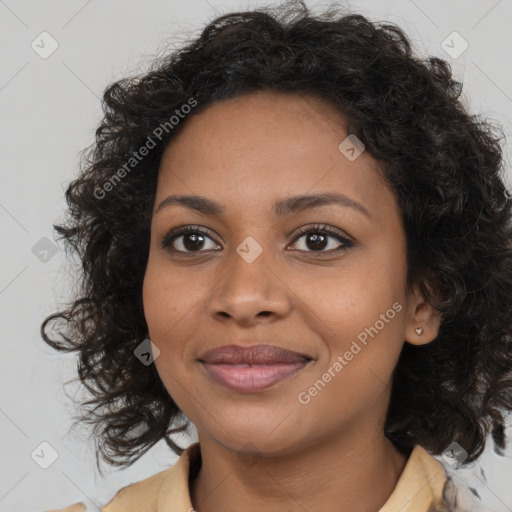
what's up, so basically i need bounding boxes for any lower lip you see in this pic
[201,361,310,392]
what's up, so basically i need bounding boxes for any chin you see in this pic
[201,423,300,454]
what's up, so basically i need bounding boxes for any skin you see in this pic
[142,90,441,512]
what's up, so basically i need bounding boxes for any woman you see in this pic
[42,2,512,511]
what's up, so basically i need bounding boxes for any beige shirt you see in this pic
[45,442,449,512]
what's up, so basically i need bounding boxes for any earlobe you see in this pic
[404,283,442,346]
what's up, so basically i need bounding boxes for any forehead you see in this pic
[155,90,393,218]
[162,90,350,162]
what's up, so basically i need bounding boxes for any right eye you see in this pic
[161,225,222,253]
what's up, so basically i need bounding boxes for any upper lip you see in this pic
[198,344,312,364]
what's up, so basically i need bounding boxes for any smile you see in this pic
[200,361,311,392]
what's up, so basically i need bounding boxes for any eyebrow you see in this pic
[154,192,371,219]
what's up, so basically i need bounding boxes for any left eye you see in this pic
[290,224,354,254]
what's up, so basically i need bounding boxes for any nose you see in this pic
[206,247,292,327]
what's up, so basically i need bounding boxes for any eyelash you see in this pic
[161,223,354,257]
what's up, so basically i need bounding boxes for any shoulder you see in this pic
[43,443,200,512]
[41,467,174,512]
[412,445,492,512]
[101,466,175,511]
[42,503,87,512]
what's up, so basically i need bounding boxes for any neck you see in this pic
[190,427,409,512]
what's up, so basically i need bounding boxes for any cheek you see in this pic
[309,250,407,371]
[142,254,197,338]
[307,266,405,335]
[306,293,406,416]
[142,272,182,367]
[142,263,197,406]
[142,263,167,337]
[142,256,212,378]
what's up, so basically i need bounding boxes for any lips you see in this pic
[198,344,312,392]
[198,344,311,364]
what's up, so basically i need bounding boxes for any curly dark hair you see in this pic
[41,0,512,474]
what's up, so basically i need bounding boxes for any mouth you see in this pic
[198,344,313,393]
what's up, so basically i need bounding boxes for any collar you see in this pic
[101,442,447,512]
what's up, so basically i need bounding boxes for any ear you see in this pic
[404,282,442,346]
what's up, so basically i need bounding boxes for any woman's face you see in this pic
[143,90,437,455]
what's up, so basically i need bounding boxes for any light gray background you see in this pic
[1,0,511,511]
